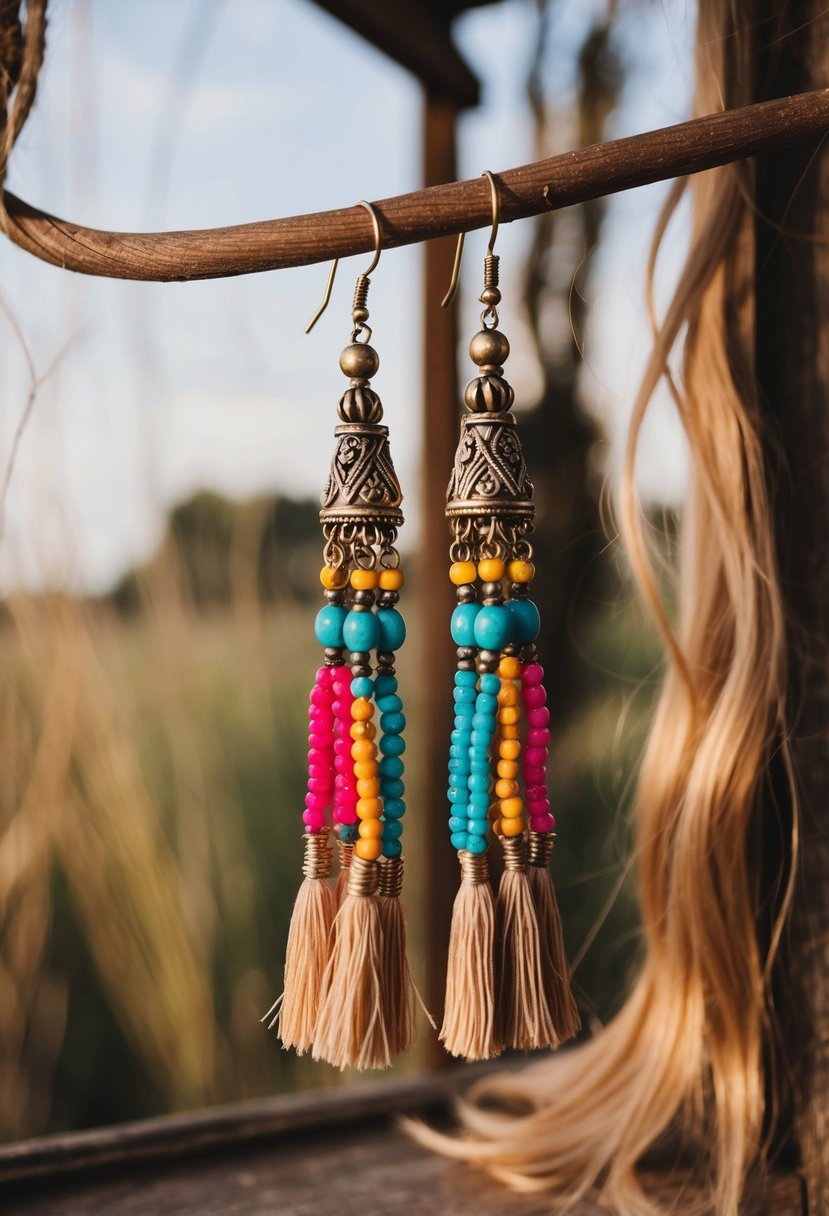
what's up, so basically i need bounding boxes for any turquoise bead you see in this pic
[450,602,481,646]
[470,731,491,747]
[382,840,403,858]
[453,686,476,703]
[377,693,403,714]
[467,817,489,837]
[384,777,405,799]
[339,823,359,843]
[350,676,373,699]
[451,831,469,851]
[343,609,379,652]
[379,734,405,756]
[314,604,347,648]
[449,759,469,776]
[374,674,398,697]
[376,607,406,651]
[383,797,406,819]
[382,820,404,841]
[507,597,540,644]
[466,834,488,854]
[448,814,467,832]
[380,711,406,735]
[380,756,404,779]
[472,712,496,731]
[470,791,491,811]
[473,604,510,651]
[470,759,490,774]
[476,693,497,715]
[455,670,478,686]
[448,786,466,804]
[468,773,490,791]
[480,673,501,695]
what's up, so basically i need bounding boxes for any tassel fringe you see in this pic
[377,855,416,1056]
[496,834,558,1050]
[335,838,354,906]
[440,850,500,1061]
[527,830,580,1043]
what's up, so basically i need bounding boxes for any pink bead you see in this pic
[522,662,544,686]
[526,706,550,729]
[530,813,555,833]
[334,737,350,756]
[524,746,548,768]
[303,809,327,832]
[528,798,550,817]
[307,776,333,794]
[308,763,331,780]
[307,747,327,765]
[308,732,332,750]
[525,783,548,802]
[315,666,331,685]
[310,685,330,707]
[333,806,351,824]
[527,727,550,748]
[304,791,328,811]
[331,680,349,699]
[524,765,546,786]
[522,685,546,709]
[334,755,351,773]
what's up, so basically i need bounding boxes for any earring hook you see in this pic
[305,200,383,334]
[441,170,501,309]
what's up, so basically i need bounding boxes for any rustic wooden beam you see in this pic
[2,89,828,282]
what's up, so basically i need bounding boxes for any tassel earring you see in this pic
[441,172,579,1058]
[273,200,417,1070]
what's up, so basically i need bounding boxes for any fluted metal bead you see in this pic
[338,384,383,423]
[463,374,515,414]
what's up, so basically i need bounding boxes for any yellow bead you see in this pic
[500,796,524,819]
[495,779,518,799]
[356,797,382,820]
[351,740,377,762]
[497,759,519,779]
[350,569,380,590]
[350,720,376,741]
[357,777,380,798]
[477,557,505,582]
[499,739,521,760]
[499,725,520,740]
[320,565,348,589]
[500,816,525,837]
[358,818,383,839]
[507,559,535,584]
[496,683,519,706]
[379,569,404,591]
[449,560,477,586]
[351,697,374,721]
[355,837,382,861]
[498,657,521,680]
[498,706,520,726]
[353,759,377,780]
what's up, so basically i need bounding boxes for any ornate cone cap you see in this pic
[446,412,534,523]
[320,423,403,526]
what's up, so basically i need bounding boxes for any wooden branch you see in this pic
[3,89,829,282]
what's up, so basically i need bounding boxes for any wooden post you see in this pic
[755,7,829,1209]
[420,91,460,1060]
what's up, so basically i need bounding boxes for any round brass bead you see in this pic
[479,286,502,307]
[340,342,380,380]
[469,328,510,368]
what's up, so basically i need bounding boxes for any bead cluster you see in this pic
[313,566,407,865]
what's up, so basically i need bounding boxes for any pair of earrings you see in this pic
[267,175,578,1069]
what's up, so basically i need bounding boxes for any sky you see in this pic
[0,0,695,594]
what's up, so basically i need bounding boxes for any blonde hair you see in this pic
[412,5,796,1213]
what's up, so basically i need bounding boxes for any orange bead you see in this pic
[500,796,524,819]
[350,568,380,590]
[356,797,382,820]
[358,818,383,839]
[495,779,518,799]
[498,707,520,726]
[357,777,380,798]
[351,697,374,721]
[351,740,376,763]
[350,721,376,741]
[499,739,521,760]
[498,656,521,680]
[491,817,502,837]
[500,816,525,837]
[497,759,519,779]
[353,759,377,780]
[477,557,505,582]
[320,565,348,589]
[449,560,477,586]
[507,559,535,584]
[355,837,382,861]
[497,683,519,706]
[379,568,404,591]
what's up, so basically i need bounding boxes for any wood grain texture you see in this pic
[0,1068,804,1216]
[2,90,829,281]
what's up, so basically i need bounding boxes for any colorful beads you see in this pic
[343,608,380,652]
[376,607,406,651]
[379,568,404,591]
[314,604,348,648]
[320,565,348,589]
[449,560,477,586]
[304,666,337,834]
[507,559,535,583]
[506,597,540,644]
[477,557,505,582]
[350,568,379,590]
[521,661,555,833]
[473,604,511,651]
[450,602,481,646]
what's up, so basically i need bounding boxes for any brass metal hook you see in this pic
[441,170,501,309]
[305,200,383,333]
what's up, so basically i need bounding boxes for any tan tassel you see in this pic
[496,833,558,1050]
[527,829,580,1043]
[335,837,354,905]
[312,854,391,1070]
[440,850,500,1060]
[377,855,416,1056]
[265,832,336,1054]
